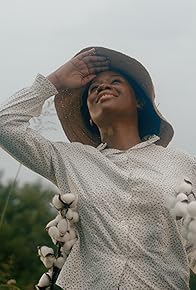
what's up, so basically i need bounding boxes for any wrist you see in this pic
[46,72,62,91]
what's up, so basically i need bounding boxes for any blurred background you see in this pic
[0,0,196,288]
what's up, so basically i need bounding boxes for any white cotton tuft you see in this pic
[45,218,58,229]
[69,228,77,240]
[57,219,68,235]
[54,256,66,269]
[176,180,192,195]
[37,273,51,287]
[52,195,64,210]
[66,208,80,222]
[66,208,74,220]
[172,201,188,218]
[183,215,192,228]
[187,201,196,218]
[176,193,188,202]
[48,226,60,240]
[63,238,77,253]
[72,211,80,223]
[42,255,55,269]
[38,246,54,258]
[61,231,71,243]
[188,219,196,233]
[60,193,76,205]
[45,214,63,230]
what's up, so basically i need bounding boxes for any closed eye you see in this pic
[89,84,98,93]
[111,79,121,84]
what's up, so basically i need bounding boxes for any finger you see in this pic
[77,48,96,59]
[87,60,110,68]
[88,66,110,74]
[83,55,109,63]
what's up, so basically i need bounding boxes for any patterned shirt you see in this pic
[0,74,196,290]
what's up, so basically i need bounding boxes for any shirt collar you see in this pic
[96,135,160,152]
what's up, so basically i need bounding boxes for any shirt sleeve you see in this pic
[0,74,59,184]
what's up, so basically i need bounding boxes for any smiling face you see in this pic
[87,70,138,128]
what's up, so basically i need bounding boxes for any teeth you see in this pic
[98,94,114,103]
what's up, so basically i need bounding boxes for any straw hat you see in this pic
[54,46,174,147]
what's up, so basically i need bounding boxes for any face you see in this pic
[87,70,138,128]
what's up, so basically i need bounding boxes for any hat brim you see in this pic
[54,46,174,147]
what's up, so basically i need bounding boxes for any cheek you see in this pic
[87,98,95,117]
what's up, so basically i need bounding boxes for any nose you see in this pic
[96,83,112,93]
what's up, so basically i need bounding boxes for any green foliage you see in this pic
[0,286,21,290]
[190,270,196,290]
[0,177,55,290]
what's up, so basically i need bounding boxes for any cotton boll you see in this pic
[37,273,51,287]
[48,226,60,240]
[172,202,188,218]
[59,247,68,259]
[66,208,74,220]
[183,215,192,228]
[60,193,76,205]
[38,246,54,258]
[69,228,77,240]
[66,208,79,222]
[40,256,44,263]
[71,211,79,223]
[69,195,79,208]
[63,238,77,253]
[61,232,71,243]
[46,214,63,230]
[177,180,192,195]
[52,195,64,210]
[187,201,196,218]
[45,218,58,230]
[60,208,67,218]
[54,256,66,269]
[188,219,196,233]
[57,219,68,235]
[176,193,188,202]
[42,255,55,269]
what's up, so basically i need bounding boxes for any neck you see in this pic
[99,123,141,150]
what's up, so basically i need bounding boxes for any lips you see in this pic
[96,94,116,103]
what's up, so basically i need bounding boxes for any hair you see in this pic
[80,69,161,140]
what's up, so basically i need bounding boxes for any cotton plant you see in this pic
[35,193,79,289]
[167,178,196,245]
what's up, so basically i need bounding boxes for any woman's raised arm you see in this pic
[0,74,59,184]
[0,48,109,184]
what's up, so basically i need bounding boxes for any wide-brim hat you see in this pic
[54,46,174,147]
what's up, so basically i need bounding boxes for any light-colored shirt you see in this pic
[0,74,196,290]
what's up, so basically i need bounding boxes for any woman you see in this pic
[0,47,195,290]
